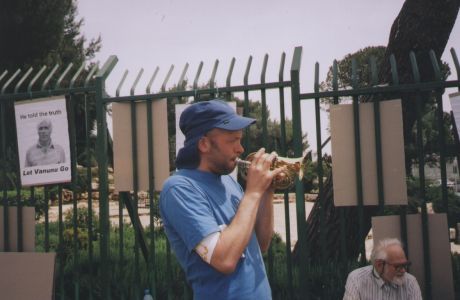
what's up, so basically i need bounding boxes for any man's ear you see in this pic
[197,136,210,153]
[374,259,385,271]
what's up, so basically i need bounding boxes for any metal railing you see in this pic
[1,45,459,299]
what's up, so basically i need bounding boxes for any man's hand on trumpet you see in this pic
[244,148,286,197]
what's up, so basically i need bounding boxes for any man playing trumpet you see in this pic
[160,99,285,300]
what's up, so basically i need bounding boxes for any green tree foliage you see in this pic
[321,46,386,93]
[0,0,100,69]
[407,109,456,167]
[0,0,101,188]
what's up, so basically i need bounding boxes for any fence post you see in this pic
[95,55,118,300]
[290,46,309,298]
[410,51,432,300]
[1,68,21,253]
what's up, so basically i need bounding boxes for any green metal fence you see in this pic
[1,46,460,299]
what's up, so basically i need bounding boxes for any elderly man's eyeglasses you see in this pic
[384,261,411,271]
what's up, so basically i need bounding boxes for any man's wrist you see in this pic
[243,191,263,203]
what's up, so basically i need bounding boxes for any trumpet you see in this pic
[236,152,308,190]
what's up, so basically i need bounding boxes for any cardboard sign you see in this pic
[14,97,71,186]
[0,206,35,251]
[0,252,56,300]
[330,99,407,206]
[113,99,170,192]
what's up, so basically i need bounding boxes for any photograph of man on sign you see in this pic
[24,119,66,167]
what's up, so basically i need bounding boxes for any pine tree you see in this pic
[0,0,101,188]
[294,0,460,263]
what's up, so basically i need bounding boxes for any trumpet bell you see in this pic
[236,152,307,190]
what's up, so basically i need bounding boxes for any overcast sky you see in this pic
[77,0,460,154]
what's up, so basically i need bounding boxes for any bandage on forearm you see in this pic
[195,224,227,263]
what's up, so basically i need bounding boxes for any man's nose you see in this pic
[236,143,244,155]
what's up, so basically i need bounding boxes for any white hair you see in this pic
[370,238,403,263]
[37,119,52,130]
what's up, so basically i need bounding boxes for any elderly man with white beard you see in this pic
[343,238,422,300]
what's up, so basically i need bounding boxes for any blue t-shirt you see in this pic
[160,169,271,300]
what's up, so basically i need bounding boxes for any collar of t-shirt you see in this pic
[36,140,55,149]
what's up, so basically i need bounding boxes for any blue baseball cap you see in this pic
[176,99,256,169]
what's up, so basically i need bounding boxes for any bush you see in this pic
[37,220,459,299]
[61,207,99,257]
[428,185,460,227]
[63,206,100,232]
[401,176,460,226]
[36,219,186,300]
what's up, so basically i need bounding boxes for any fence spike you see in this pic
[451,48,460,82]
[290,46,302,72]
[451,48,460,93]
[161,65,174,92]
[70,63,86,89]
[178,63,189,89]
[0,70,8,83]
[244,56,253,85]
[14,67,33,93]
[209,59,219,89]
[130,69,144,96]
[226,58,236,87]
[1,69,21,94]
[370,56,378,86]
[28,66,47,93]
[96,55,118,80]
[116,70,129,97]
[146,66,159,94]
[332,60,338,91]
[409,51,421,83]
[261,54,268,84]
[389,54,399,85]
[429,50,442,81]
[279,53,286,82]
[41,64,59,91]
[193,62,203,90]
[55,63,74,89]
[351,58,358,89]
[332,60,339,104]
[314,62,320,93]
[84,63,99,88]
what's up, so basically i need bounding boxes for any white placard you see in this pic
[14,97,71,186]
